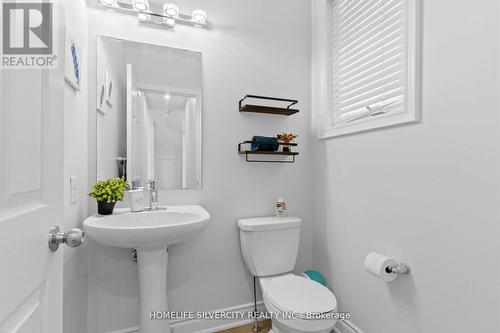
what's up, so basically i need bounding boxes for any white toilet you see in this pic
[238,216,338,333]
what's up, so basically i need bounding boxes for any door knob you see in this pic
[48,226,85,252]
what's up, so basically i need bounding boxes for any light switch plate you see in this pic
[70,176,78,204]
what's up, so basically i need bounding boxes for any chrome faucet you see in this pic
[146,180,158,210]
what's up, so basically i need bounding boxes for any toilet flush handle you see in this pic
[385,263,410,275]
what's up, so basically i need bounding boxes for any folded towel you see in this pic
[251,136,279,151]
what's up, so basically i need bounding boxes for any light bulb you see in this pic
[164,93,171,100]
[133,0,149,11]
[192,9,207,25]
[138,12,150,21]
[163,17,175,26]
[163,3,179,18]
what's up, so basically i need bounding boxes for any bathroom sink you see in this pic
[83,205,210,249]
[83,205,210,333]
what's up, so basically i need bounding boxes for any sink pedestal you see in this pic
[137,247,170,333]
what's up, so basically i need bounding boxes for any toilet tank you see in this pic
[237,216,302,277]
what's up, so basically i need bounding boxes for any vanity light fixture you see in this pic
[97,1,208,29]
[133,0,149,12]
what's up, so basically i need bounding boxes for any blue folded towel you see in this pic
[251,136,279,151]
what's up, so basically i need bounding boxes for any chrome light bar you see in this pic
[97,0,209,29]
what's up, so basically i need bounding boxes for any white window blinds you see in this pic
[331,0,406,125]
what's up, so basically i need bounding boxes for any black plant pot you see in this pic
[97,201,116,215]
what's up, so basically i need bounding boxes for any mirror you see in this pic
[96,36,202,189]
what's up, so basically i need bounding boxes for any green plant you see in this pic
[88,177,128,203]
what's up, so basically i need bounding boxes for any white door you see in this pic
[0,1,65,332]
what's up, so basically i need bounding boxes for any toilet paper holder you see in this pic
[385,262,410,275]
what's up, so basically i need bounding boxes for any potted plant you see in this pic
[277,132,298,152]
[88,177,128,215]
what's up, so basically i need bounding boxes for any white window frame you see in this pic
[312,0,421,139]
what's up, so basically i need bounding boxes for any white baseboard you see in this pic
[105,304,364,333]
[106,327,137,333]
[171,301,266,333]
[105,301,266,333]
[335,320,365,333]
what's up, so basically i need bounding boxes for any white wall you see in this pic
[63,1,89,333]
[131,90,152,182]
[154,109,183,189]
[312,1,500,332]
[96,38,127,180]
[125,41,202,92]
[182,97,197,188]
[87,1,313,332]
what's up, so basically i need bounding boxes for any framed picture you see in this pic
[65,32,81,91]
[106,76,113,106]
[97,71,109,113]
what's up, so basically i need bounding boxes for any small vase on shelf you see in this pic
[276,133,297,153]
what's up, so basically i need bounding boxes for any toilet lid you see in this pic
[267,275,337,316]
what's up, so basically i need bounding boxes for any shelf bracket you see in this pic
[244,154,296,163]
[239,94,298,109]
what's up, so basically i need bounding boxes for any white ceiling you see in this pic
[143,91,188,111]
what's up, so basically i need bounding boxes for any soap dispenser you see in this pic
[128,179,145,212]
[276,197,286,216]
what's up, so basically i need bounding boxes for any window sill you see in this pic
[318,111,420,139]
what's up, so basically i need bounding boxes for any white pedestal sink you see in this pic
[83,205,210,333]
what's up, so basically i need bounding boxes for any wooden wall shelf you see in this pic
[238,141,299,163]
[239,95,299,116]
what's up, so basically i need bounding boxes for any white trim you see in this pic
[313,0,421,139]
[106,327,137,333]
[311,0,333,136]
[103,304,365,333]
[104,301,266,333]
[319,109,418,138]
[335,319,366,333]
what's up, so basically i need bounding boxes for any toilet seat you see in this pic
[266,275,337,319]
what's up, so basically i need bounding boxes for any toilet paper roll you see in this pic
[364,252,398,282]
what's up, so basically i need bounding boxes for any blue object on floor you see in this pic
[302,270,328,287]
[250,136,279,151]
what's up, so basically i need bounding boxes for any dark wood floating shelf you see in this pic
[239,95,299,116]
[240,104,299,116]
[239,140,298,146]
[238,141,299,163]
[238,151,299,156]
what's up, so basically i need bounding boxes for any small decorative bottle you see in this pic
[128,179,144,212]
[276,197,286,216]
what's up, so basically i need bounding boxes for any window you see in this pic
[313,0,420,138]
